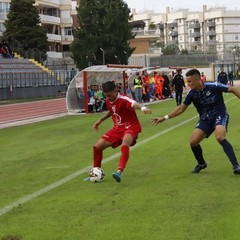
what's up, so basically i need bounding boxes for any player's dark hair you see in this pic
[102,81,116,93]
[185,69,201,77]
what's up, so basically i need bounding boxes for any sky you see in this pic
[124,0,240,13]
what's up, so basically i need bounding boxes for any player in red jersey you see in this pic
[92,81,152,182]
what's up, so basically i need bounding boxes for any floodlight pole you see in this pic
[232,48,236,78]
[100,48,105,65]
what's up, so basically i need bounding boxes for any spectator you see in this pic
[149,72,155,100]
[70,68,77,80]
[201,72,207,82]
[88,85,96,112]
[142,72,150,102]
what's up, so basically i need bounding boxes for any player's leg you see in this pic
[190,128,207,173]
[112,132,135,182]
[93,138,112,167]
[215,125,240,174]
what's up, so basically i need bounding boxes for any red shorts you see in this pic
[101,127,140,148]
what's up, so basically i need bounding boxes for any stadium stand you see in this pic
[0,58,58,86]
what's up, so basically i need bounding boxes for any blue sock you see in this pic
[220,139,239,167]
[191,145,206,165]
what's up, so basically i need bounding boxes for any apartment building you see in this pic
[0,0,77,60]
[130,5,240,58]
[0,1,9,34]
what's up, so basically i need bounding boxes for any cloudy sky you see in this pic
[124,0,239,12]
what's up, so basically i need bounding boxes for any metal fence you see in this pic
[128,53,235,68]
[0,70,79,100]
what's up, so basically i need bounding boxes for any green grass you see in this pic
[1,96,240,240]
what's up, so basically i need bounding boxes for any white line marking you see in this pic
[0,116,197,217]
[0,96,236,217]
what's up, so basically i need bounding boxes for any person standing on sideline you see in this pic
[92,81,152,182]
[228,71,234,86]
[201,72,207,82]
[151,68,240,175]
[217,68,228,85]
[133,72,143,103]
[162,71,171,98]
[172,69,185,105]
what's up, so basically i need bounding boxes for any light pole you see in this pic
[100,48,105,65]
[232,48,236,78]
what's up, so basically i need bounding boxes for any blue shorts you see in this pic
[196,112,229,138]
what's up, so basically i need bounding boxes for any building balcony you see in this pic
[40,14,60,24]
[206,40,217,45]
[189,23,200,29]
[205,21,216,27]
[167,22,177,29]
[62,35,74,42]
[206,30,216,36]
[190,40,201,46]
[190,32,201,38]
[47,33,62,42]
[169,31,178,37]
[132,29,159,37]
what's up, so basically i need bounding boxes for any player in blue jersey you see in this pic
[151,68,240,175]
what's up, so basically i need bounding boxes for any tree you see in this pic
[162,44,180,55]
[3,0,48,52]
[71,0,135,70]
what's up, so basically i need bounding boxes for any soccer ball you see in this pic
[88,167,105,183]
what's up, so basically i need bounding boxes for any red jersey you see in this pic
[106,94,142,132]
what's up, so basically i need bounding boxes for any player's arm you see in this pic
[228,86,240,99]
[132,102,152,114]
[151,104,188,126]
[93,110,111,130]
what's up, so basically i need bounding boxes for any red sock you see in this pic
[118,145,129,172]
[93,146,103,167]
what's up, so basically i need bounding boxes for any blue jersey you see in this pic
[183,82,228,120]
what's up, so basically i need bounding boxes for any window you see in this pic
[64,28,72,36]
[0,2,10,13]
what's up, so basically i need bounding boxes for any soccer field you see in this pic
[1,96,240,240]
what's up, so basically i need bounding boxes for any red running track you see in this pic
[0,98,67,124]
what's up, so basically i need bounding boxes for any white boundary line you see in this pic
[0,97,236,217]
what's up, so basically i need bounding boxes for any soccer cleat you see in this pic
[112,171,122,183]
[233,165,240,175]
[83,177,90,181]
[191,163,207,173]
